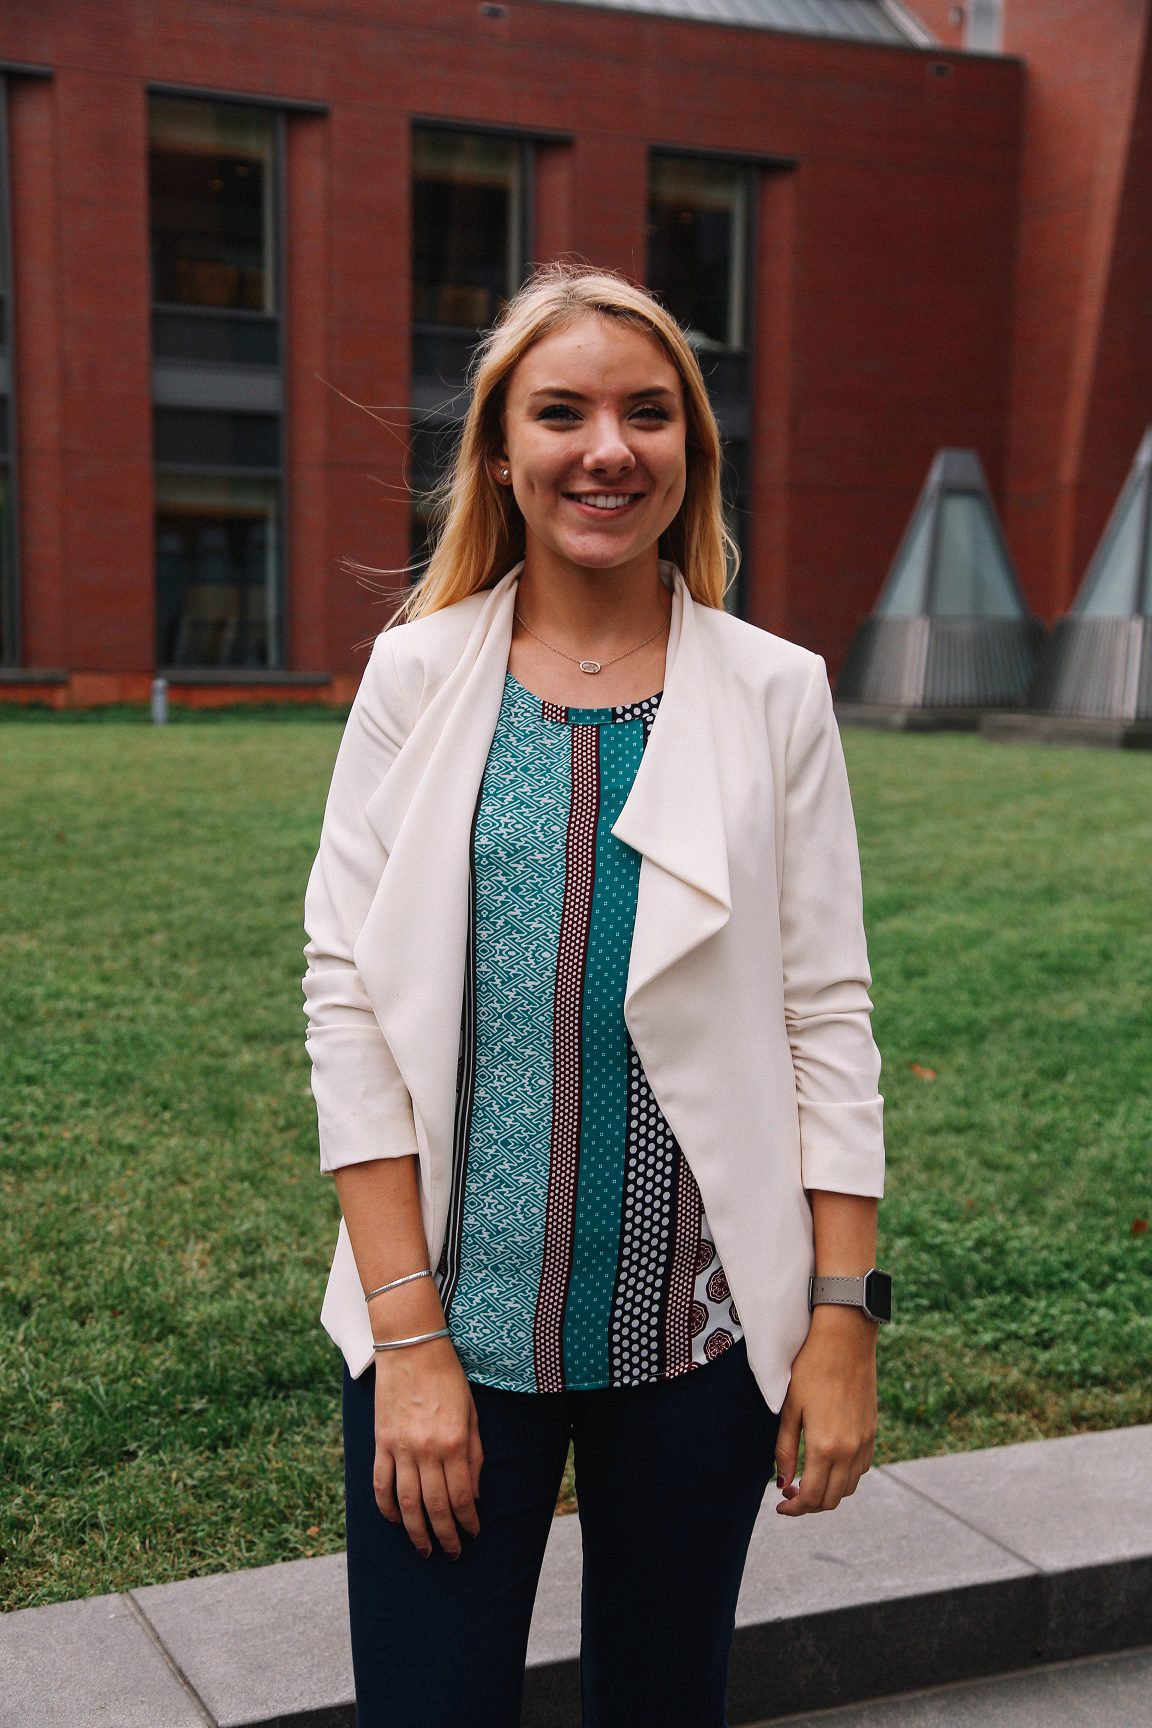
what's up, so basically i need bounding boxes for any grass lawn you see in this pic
[1,715,1149,1611]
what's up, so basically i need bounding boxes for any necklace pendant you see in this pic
[579,659,602,675]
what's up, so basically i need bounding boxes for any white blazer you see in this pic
[303,565,884,1413]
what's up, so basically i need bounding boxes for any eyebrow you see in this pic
[525,385,678,403]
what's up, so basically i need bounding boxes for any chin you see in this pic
[557,537,656,573]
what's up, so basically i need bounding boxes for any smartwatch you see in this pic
[808,1268,892,1324]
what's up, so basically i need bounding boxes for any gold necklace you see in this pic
[513,609,667,675]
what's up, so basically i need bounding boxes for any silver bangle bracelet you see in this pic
[372,1328,451,1352]
[364,1269,432,1304]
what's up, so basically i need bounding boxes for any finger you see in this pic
[394,1457,432,1558]
[419,1460,464,1559]
[468,1399,484,1505]
[373,1448,400,1523]
[822,1460,861,1511]
[798,1446,834,1512]
[774,1479,801,1511]
[778,1449,835,1518]
[775,1439,872,1516]
[775,1402,801,1488]
[444,1453,480,1539]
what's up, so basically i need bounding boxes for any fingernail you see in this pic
[447,1550,461,1562]
[419,1548,432,1561]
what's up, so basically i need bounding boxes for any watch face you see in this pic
[864,1270,892,1323]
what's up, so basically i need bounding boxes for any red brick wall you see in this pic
[1002,0,1152,616]
[0,0,1022,697]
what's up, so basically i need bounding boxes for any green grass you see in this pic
[848,732,1151,1460]
[1,721,1149,1610]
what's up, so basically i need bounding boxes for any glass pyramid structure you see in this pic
[837,450,1043,712]
[1029,428,1152,720]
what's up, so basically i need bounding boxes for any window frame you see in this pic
[148,89,289,673]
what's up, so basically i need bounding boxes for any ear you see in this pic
[490,454,513,486]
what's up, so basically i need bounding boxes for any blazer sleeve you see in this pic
[302,631,421,1173]
[779,654,885,1198]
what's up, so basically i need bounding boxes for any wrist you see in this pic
[370,1285,447,1344]
[807,1301,878,1338]
[372,1326,453,1355]
[372,1331,461,1373]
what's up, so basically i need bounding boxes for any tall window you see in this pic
[412,129,525,382]
[410,128,529,562]
[149,95,284,669]
[0,77,16,665]
[647,155,753,609]
[648,155,747,354]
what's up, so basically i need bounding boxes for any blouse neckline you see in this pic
[503,669,663,727]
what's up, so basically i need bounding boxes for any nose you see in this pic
[583,412,636,477]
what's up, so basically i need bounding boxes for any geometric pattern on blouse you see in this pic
[438,671,743,1392]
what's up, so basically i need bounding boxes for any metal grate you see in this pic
[1028,617,1152,722]
[838,616,1043,708]
[533,0,915,44]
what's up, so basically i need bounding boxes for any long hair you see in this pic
[395,264,737,621]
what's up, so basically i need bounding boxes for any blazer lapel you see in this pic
[615,571,732,1011]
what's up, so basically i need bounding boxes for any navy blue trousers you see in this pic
[343,1340,780,1728]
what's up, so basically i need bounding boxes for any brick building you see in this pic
[0,0,1147,706]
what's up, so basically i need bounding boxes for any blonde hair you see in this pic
[395,264,737,621]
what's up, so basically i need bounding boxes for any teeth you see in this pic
[577,494,633,511]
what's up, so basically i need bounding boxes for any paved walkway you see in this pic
[763,1645,1152,1726]
[1,1424,1150,1727]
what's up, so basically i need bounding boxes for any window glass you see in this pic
[410,130,527,565]
[155,473,279,669]
[149,96,276,311]
[876,499,934,617]
[932,493,1024,617]
[647,156,747,350]
[155,407,281,471]
[412,130,522,333]
[1078,481,1144,617]
[408,419,459,570]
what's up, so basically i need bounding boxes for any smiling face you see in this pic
[495,314,688,585]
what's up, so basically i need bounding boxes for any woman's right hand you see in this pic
[372,1337,484,1559]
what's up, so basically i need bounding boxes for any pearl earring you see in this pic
[499,467,510,481]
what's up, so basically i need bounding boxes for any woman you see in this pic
[303,264,887,1728]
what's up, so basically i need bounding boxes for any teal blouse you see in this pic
[438,672,743,1393]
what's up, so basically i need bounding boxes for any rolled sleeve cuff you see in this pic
[307,1025,420,1173]
[798,1097,886,1197]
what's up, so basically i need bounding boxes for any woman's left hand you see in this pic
[774,1305,877,1516]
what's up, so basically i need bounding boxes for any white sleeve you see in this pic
[302,631,421,1173]
[779,655,885,1197]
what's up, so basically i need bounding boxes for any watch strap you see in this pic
[809,1275,868,1309]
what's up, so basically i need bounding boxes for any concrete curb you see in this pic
[2,1424,1150,1727]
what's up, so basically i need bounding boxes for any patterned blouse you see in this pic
[438,671,744,1393]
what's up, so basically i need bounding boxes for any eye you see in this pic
[537,404,580,422]
[632,404,672,422]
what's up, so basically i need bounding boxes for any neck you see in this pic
[516,548,670,648]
